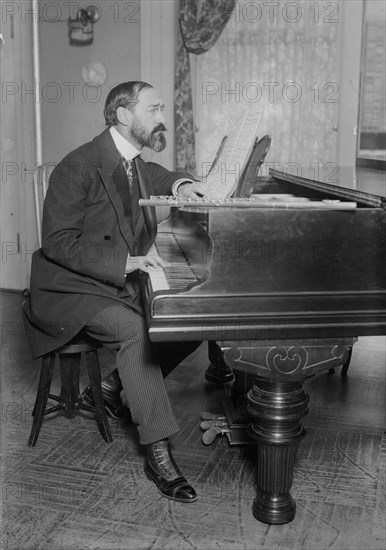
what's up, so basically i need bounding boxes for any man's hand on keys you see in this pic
[125,248,168,274]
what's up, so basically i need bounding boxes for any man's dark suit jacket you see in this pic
[23,129,193,358]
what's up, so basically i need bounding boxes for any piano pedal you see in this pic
[200,411,226,421]
[201,425,230,445]
[200,417,230,445]
[200,419,228,430]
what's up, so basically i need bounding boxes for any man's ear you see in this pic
[116,106,132,127]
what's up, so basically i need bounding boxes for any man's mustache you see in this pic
[152,124,167,134]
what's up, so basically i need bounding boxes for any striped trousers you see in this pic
[84,304,200,445]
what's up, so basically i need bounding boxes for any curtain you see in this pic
[175,0,235,173]
[194,0,340,176]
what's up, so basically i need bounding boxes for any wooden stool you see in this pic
[28,333,112,447]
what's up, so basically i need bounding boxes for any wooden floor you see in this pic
[1,290,385,550]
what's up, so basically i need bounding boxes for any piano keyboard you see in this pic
[147,231,198,293]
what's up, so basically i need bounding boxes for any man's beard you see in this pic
[131,123,167,152]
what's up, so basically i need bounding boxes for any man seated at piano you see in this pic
[24,81,216,503]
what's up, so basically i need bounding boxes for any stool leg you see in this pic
[58,352,82,416]
[28,354,56,447]
[85,350,112,443]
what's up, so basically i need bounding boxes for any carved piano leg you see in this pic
[220,338,356,524]
[247,378,309,524]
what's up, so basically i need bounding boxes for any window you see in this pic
[357,0,386,168]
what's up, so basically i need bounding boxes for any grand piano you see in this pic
[140,166,386,525]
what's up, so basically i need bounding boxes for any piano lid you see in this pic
[269,166,386,208]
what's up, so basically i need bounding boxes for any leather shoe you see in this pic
[82,369,130,420]
[205,362,234,384]
[144,439,197,503]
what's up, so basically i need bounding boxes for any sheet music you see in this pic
[203,108,263,199]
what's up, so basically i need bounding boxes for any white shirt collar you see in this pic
[109,126,141,162]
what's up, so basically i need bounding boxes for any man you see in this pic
[24,81,209,503]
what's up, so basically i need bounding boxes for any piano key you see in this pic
[147,267,170,292]
[146,232,200,294]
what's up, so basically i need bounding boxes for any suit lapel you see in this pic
[94,130,157,251]
[95,130,135,248]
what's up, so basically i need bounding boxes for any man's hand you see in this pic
[125,249,168,274]
[177,181,208,199]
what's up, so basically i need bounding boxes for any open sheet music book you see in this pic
[203,108,263,200]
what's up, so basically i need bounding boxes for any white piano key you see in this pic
[147,267,170,292]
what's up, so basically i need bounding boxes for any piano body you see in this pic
[140,167,386,525]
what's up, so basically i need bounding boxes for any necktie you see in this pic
[121,156,157,242]
[122,158,134,191]
[121,156,142,234]
[134,156,157,242]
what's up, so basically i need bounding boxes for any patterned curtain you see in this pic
[175,0,235,173]
[194,0,341,175]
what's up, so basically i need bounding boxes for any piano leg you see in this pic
[247,378,309,524]
[341,345,353,376]
[205,341,234,384]
[220,338,356,524]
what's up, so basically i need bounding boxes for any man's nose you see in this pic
[155,110,166,124]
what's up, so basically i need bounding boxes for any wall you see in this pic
[140,0,178,170]
[38,0,141,165]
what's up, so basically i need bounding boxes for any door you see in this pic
[1,9,36,291]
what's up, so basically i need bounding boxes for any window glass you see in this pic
[358,0,386,161]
